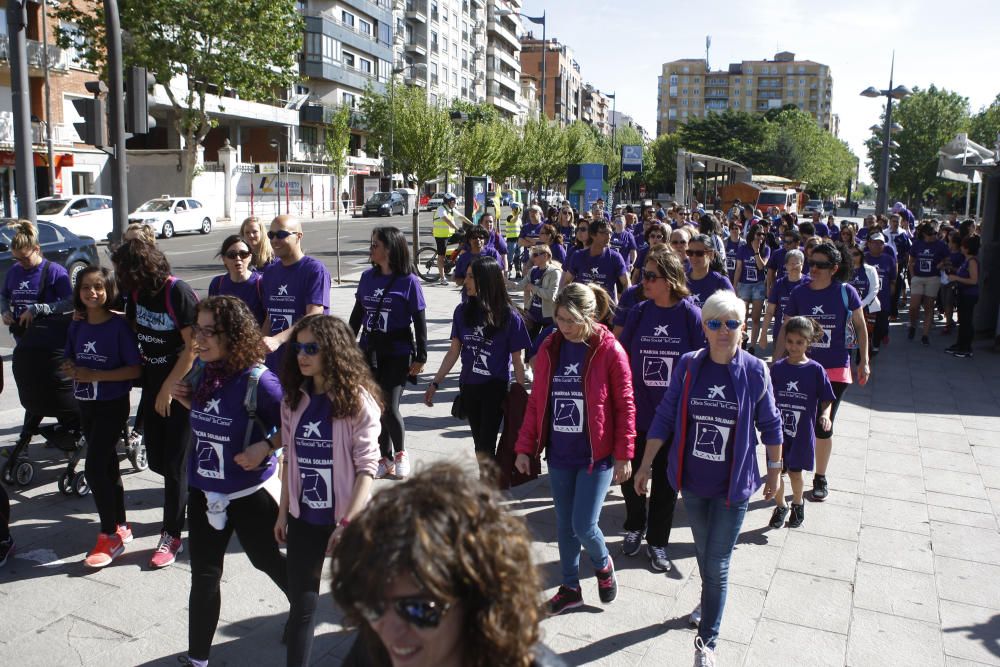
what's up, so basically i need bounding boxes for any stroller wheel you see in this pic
[72,472,90,497]
[58,471,74,495]
[129,440,148,472]
[15,461,34,486]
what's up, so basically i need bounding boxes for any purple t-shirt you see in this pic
[355,269,426,356]
[686,271,734,309]
[957,257,979,297]
[682,360,737,498]
[454,247,502,280]
[261,256,331,370]
[548,340,591,469]
[449,303,531,385]
[64,315,142,401]
[209,272,266,325]
[3,259,72,318]
[621,299,705,432]
[766,247,790,282]
[784,282,862,371]
[527,266,548,324]
[770,358,835,470]
[528,324,556,362]
[188,367,283,495]
[291,391,337,526]
[568,247,628,301]
[865,252,896,305]
[736,244,769,284]
[518,222,543,243]
[815,222,830,238]
[610,230,637,262]
[724,239,742,281]
[612,284,642,328]
[909,239,949,277]
[768,275,808,339]
[549,242,567,266]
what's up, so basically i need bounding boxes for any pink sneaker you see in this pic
[84,533,125,568]
[116,523,133,544]
[394,451,410,478]
[150,531,183,569]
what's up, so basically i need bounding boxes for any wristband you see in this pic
[766,459,783,470]
[338,517,351,528]
[430,381,440,389]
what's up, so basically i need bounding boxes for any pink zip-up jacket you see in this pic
[515,324,636,468]
[282,386,380,523]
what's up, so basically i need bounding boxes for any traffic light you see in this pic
[125,66,156,135]
[72,96,108,147]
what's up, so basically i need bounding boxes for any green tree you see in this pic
[519,117,567,192]
[323,105,351,282]
[55,0,303,195]
[643,133,680,198]
[969,94,1000,150]
[677,110,771,169]
[452,118,505,182]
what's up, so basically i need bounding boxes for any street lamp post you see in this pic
[606,91,617,204]
[269,137,284,215]
[861,53,910,216]
[496,9,546,118]
[39,0,59,195]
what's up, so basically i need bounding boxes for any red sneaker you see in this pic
[150,531,183,569]
[116,523,133,544]
[84,533,125,568]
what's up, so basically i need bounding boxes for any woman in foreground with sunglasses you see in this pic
[332,464,567,667]
[277,314,381,667]
[775,242,870,503]
[171,296,288,667]
[634,290,783,667]
[208,235,266,325]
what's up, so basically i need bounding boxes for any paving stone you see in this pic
[927,505,998,531]
[930,521,1000,566]
[853,562,940,623]
[858,525,934,574]
[921,449,980,475]
[762,570,853,634]
[829,453,869,481]
[979,465,1000,490]
[868,430,920,454]
[726,543,782,591]
[868,451,924,477]
[864,469,927,503]
[919,430,974,454]
[861,495,931,535]
[795,500,862,542]
[924,470,989,499]
[847,608,944,667]
[916,417,967,436]
[965,428,1000,448]
[745,618,847,667]
[642,630,748,666]
[777,531,858,581]
[971,446,1000,468]
[939,600,1000,666]
[935,556,1000,610]
[926,491,995,514]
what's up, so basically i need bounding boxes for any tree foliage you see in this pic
[55,0,303,195]
[642,133,680,196]
[969,94,1000,151]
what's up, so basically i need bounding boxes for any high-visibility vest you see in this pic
[433,205,454,238]
[505,212,521,238]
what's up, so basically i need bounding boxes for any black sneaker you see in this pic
[647,545,672,572]
[952,350,973,359]
[811,475,829,501]
[945,344,960,353]
[788,503,805,528]
[921,335,929,346]
[0,536,13,568]
[546,585,583,616]
[595,557,618,603]
[908,326,916,340]
[622,530,642,556]
[769,505,789,529]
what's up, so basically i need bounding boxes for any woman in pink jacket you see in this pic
[274,315,381,667]
[515,283,636,616]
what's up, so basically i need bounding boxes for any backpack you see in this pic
[184,362,274,450]
[132,275,181,330]
[841,284,858,350]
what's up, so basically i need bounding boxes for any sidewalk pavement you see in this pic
[2,277,1000,667]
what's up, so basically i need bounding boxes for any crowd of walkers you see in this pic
[0,196,985,666]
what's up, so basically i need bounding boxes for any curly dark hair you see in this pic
[331,463,542,667]
[196,296,263,373]
[280,315,383,415]
[110,238,171,294]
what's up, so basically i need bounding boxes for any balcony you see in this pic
[0,111,76,146]
[404,70,426,87]
[302,15,392,63]
[0,36,71,73]
[404,39,427,57]
[405,1,427,24]
[299,104,366,130]
[486,17,518,49]
[300,52,387,92]
[487,43,519,70]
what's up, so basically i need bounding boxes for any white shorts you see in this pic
[910,275,940,298]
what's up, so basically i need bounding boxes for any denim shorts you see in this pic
[737,281,766,301]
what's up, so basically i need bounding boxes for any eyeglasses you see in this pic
[191,324,222,339]
[530,250,548,257]
[356,597,452,630]
[648,233,665,240]
[294,342,320,356]
[267,229,298,240]
[705,319,742,331]
[808,260,834,270]
[224,250,251,260]
[783,238,798,245]
[685,249,706,258]
[641,270,665,282]
[670,240,686,246]
[576,228,588,233]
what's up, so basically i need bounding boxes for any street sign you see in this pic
[622,144,643,172]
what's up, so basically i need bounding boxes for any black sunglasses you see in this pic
[686,249,706,257]
[357,597,451,630]
[641,270,665,282]
[809,260,834,270]
[267,229,297,240]
[224,250,251,260]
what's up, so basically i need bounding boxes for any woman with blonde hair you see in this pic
[517,243,562,338]
[1,220,73,338]
[240,216,275,270]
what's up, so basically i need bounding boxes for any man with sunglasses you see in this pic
[766,229,801,293]
[260,215,331,371]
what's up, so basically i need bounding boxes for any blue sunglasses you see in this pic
[293,342,320,356]
[705,319,742,331]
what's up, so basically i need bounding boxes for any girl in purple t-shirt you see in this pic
[62,267,142,568]
[208,235,266,324]
[768,317,835,530]
[734,224,770,355]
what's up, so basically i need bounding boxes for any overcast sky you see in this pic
[520,0,1000,183]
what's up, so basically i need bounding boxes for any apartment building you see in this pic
[610,110,649,142]
[484,0,521,120]
[520,33,581,126]
[656,51,834,136]
[581,84,613,136]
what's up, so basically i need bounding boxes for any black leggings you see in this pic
[0,482,10,541]
[81,396,130,534]
[956,294,978,352]
[369,353,409,458]
[143,392,191,538]
[872,310,890,347]
[461,379,508,463]
[815,381,849,439]
[621,432,678,547]
[187,487,288,661]
[285,514,336,667]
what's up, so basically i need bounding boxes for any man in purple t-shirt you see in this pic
[260,215,331,370]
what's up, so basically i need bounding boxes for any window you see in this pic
[343,52,355,67]
[59,21,87,67]
[300,126,319,146]
[761,66,769,74]
[452,71,458,85]
[681,88,687,95]
[38,223,59,245]
[669,74,678,85]
[734,77,740,84]
[799,66,805,73]
[359,19,372,35]
[175,200,187,211]
[746,65,753,73]
[187,199,202,209]
[341,11,354,27]
[682,99,687,106]
[359,58,372,74]
[694,88,700,95]
[799,78,805,85]
[378,22,391,44]
[682,66,689,73]
[342,91,356,108]
[668,107,677,119]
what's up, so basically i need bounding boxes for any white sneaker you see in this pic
[689,603,702,627]
[693,636,716,667]
[376,457,395,478]
[394,451,410,478]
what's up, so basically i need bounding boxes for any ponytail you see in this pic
[7,219,38,253]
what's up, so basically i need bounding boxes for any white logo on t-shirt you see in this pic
[707,384,726,399]
[302,421,321,438]
[18,280,30,289]
[204,398,221,415]
[781,408,802,437]
[785,380,799,392]
[83,341,97,353]
[278,284,289,295]
[653,324,670,336]
[692,422,730,461]
[553,398,584,433]
[196,439,225,479]
[811,305,825,315]
[642,356,673,387]
[373,288,384,298]
[300,467,332,509]
[563,362,579,375]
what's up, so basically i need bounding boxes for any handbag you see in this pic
[450,391,467,420]
[841,283,858,350]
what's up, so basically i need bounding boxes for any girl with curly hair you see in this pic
[332,463,566,667]
[240,215,275,270]
[276,314,381,667]
[171,295,288,667]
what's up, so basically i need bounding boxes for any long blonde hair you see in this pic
[240,216,274,269]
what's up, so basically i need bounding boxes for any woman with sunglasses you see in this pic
[208,235,266,325]
[424,256,530,473]
[723,221,743,284]
[776,242,869,503]
[631,223,670,284]
[277,315,381,667]
[734,223,770,355]
[538,223,567,266]
[759,249,807,351]
[839,224,860,251]
[332,464,567,667]
[351,226,427,479]
[557,206,576,240]
[516,243,562,338]
[565,220,589,268]
[240,216,275,271]
[171,296,288,667]
[454,227,502,295]
[562,219,630,303]
[619,248,703,572]
[634,290,782,666]
[685,234,734,309]
[668,228,691,263]
[514,283,635,615]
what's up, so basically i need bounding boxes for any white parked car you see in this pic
[36,195,113,241]
[128,196,213,239]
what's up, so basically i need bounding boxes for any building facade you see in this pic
[581,84,612,136]
[484,0,521,120]
[656,51,834,136]
[519,33,581,126]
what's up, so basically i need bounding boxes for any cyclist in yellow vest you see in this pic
[433,193,472,285]
[505,201,523,279]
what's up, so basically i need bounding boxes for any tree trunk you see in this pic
[411,179,423,270]
[181,135,200,196]
[335,177,342,283]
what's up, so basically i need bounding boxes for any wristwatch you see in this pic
[766,459,783,470]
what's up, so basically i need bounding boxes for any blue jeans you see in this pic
[548,464,614,588]
[683,491,748,649]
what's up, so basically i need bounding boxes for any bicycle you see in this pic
[415,230,466,284]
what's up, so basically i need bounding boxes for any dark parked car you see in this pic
[0,219,99,288]
[363,191,407,217]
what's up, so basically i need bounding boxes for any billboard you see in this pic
[621,144,643,172]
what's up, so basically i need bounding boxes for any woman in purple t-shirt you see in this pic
[208,235,266,325]
[240,216,275,271]
[945,235,981,358]
[907,222,950,345]
[734,223,770,355]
